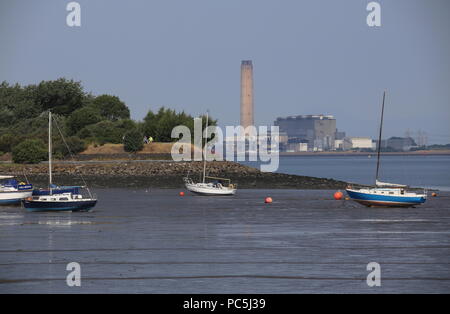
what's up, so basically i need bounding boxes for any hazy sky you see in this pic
[1,0,449,143]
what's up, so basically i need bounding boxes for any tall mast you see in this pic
[49,111,53,194]
[375,91,386,185]
[202,111,209,183]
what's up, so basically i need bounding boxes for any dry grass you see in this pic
[80,142,202,155]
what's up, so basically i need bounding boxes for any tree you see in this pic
[32,78,87,115]
[142,107,216,142]
[0,81,36,123]
[12,139,47,164]
[82,119,137,144]
[0,133,17,153]
[66,106,102,135]
[91,94,130,121]
[54,136,87,158]
[123,129,144,153]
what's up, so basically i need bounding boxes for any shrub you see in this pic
[66,106,102,135]
[54,136,87,158]
[12,139,47,164]
[123,129,144,153]
[0,133,16,152]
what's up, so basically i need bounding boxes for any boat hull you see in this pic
[346,189,426,207]
[0,190,33,205]
[23,199,97,212]
[185,184,236,196]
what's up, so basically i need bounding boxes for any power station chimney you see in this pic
[240,60,254,129]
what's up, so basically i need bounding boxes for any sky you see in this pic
[0,0,449,144]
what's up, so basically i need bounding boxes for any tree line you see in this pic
[0,78,215,163]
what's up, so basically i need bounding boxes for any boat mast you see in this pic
[48,111,53,195]
[202,111,209,184]
[375,91,386,185]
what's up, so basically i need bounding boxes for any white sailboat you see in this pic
[184,112,237,196]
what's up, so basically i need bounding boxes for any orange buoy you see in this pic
[334,191,344,200]
[431,192,437,197]
[345,197,350,201]
[179,191,185,196]
[265,197,273,204]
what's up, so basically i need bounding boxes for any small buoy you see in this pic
[345,197,350,201]
[334,191,344,200]
[265,197,273,204]
[179,191,185,196]
[431,192,437,197]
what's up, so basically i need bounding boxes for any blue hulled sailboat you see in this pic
[346,92,427,207]
[23,112,97,212]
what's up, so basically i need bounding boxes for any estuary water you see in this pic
[0,189,449,293]
[242,155,450,191]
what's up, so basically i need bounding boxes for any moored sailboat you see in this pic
[346,92,427,207]
[23,111,97,212]
[184,112,237,196]
[0,176,33,205]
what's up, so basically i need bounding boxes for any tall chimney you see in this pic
[240,60,254,129]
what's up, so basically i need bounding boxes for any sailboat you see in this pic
[0,176,33,205]
[23,111,97,212]
[183,112,237,196]
[346,92,427,207]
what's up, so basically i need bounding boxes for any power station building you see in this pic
[274,115,337,151]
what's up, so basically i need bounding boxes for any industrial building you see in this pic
[274,115,337,151]
[342,137,374,150]
[386,137,417,151]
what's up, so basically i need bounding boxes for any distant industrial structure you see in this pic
[274,115,339,151]
[235,60,419,153]
[378,137,418,151]
[240,60,254,130]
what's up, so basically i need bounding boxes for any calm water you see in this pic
[1,189,449,293]
[242,155,450,190]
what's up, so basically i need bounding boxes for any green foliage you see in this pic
[81,119,137,145]
[91,94,130,121]
[54,136,87,158]
[123,129,144,153]
[142,107,216,142]
[1,79,216,157]
[12,139,47,164]
[32,78,86,115]
[0,133,19,153]
[66,106,102,135]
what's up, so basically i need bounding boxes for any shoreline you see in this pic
[0,161,347,190]
[279,150,450,156]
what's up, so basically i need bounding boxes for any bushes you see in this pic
[91,94,130,121]
[12,139,47,164]
[54,136,86,158]
[123,129,144,153]
[66,106,102,135]
[142,107,215,142]
[80,119,136,144]
[0,133,16,153]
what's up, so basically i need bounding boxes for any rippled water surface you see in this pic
[1,189,449,293]
[242,155,450,190]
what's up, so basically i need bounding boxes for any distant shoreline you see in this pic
[279,150,450,156]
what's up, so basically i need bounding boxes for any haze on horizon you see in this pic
[0,0,449,144]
